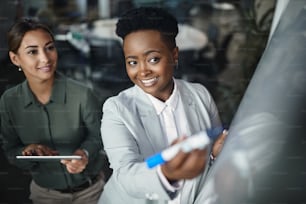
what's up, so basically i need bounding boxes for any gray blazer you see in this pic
[98,79,221,204]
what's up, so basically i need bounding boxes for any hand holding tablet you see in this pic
[22,144,59,157]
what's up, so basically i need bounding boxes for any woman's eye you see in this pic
[27,50,38,55]
[127,61,137,66]
[149,57,160,64]
[46,45,55,51]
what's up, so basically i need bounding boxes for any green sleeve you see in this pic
[0,96,38,170]
[79,89,104,161]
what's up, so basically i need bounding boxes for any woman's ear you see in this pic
[173,46,179,63]
[9,51,20,67]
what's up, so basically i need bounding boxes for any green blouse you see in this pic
[0,72,105,189]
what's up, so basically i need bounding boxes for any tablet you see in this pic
[16,155,82,160]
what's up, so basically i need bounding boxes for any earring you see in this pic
[175,60,178,69]
[18,66,22,71]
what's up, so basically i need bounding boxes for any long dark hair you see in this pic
[7,18,54,53]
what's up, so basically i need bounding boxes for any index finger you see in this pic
[216,130,228,142]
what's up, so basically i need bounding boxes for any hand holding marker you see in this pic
[145,127,224,168]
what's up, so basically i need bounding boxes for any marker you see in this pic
[145,128,223,169]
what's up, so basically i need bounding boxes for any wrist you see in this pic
[209,153,216,166]
[82,149,89,158]
[161,165,176,182]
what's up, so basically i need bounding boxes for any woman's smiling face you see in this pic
[123,30,178,101]
[9,29,57,83]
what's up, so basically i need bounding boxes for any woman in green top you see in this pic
[0,18,106,204]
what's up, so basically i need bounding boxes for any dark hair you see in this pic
[116,7,178,49]
[7,18,54,53]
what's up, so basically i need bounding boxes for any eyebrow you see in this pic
[125,49,161,60]
[25,41,54,49]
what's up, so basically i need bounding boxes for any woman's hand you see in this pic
[22,144,58,156]
[212,130,228,158]
[161,137,208,182]
[60,149,88,174]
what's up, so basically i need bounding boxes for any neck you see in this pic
[159,79,175,102]
[28,77,54,105]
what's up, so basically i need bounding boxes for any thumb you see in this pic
[60,159,69,164]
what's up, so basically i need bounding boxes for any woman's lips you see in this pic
[140,77,158,87]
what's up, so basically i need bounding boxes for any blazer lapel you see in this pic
[178,82,201,135]
[135,87,168,153]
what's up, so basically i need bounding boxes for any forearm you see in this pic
[80,90,103,160]
[2,139,38,170]
[79,134,103,160]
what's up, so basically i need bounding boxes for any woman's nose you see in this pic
[139,63,151,76]
[40,51,50,63]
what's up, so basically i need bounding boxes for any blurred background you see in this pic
[0,0,277,203]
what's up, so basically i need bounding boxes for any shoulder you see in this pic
[104,86,135,106]
[65,76,91,92]
[0,82,24,100]
[57,73,95,97]
[55,73,100,106]
[0,82,25,110]
[176,79,216,110]
[176,79,211,97]
[103,86,144,111]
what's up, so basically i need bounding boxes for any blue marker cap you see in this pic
[207,127,224,140]
[145,153,165,168]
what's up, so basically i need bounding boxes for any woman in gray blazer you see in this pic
[98,7,227,204]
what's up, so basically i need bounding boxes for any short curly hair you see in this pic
[116,7,178,49]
